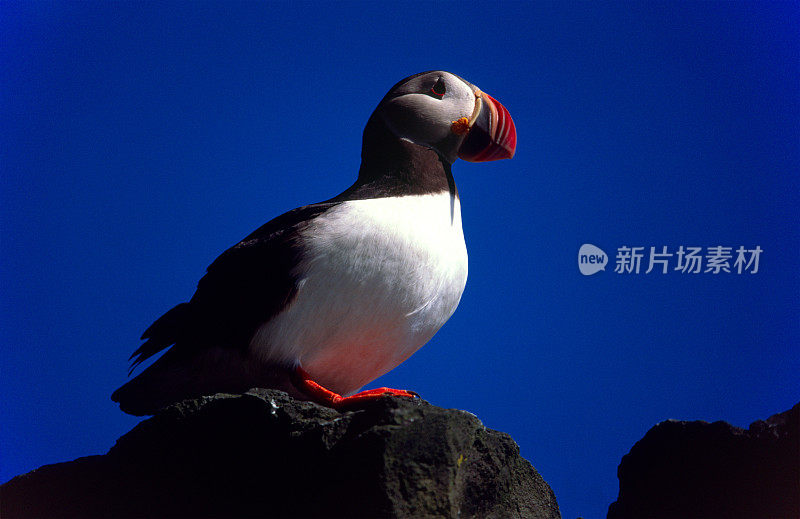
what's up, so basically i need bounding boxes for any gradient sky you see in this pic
[2,2,798,518]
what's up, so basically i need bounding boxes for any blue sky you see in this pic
[2,2,798,518]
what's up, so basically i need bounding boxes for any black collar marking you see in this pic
[125,111,457,374]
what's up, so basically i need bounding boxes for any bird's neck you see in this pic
[338,113,456,200]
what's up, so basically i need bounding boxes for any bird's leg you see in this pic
[291,366,419,410]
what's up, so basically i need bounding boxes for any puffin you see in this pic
[112,71,516,415]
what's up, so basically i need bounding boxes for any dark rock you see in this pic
[1,389,560,518]
[607,402,800,519]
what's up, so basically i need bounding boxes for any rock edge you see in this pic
[1,389,560,519]
[607,402,800,518]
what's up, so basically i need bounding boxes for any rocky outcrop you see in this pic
[608,402,800,519]
[1,389,560,518]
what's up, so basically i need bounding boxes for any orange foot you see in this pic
[292,366,419,410]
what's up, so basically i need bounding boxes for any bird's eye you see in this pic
[430,77,446,98]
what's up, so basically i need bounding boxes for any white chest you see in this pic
[250,191,468,394]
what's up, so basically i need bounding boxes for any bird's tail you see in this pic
[111,346,298,416]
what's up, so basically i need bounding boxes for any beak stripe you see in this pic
[458,92,516,162]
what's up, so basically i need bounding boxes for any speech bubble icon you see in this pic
[578,244,607,276]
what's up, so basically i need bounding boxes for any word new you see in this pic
[578,243,607,275]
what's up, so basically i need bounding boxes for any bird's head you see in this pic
[375,71,516,164]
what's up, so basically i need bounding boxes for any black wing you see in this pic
[127,202,341,373]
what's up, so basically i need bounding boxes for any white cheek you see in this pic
[383,94,474,145]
